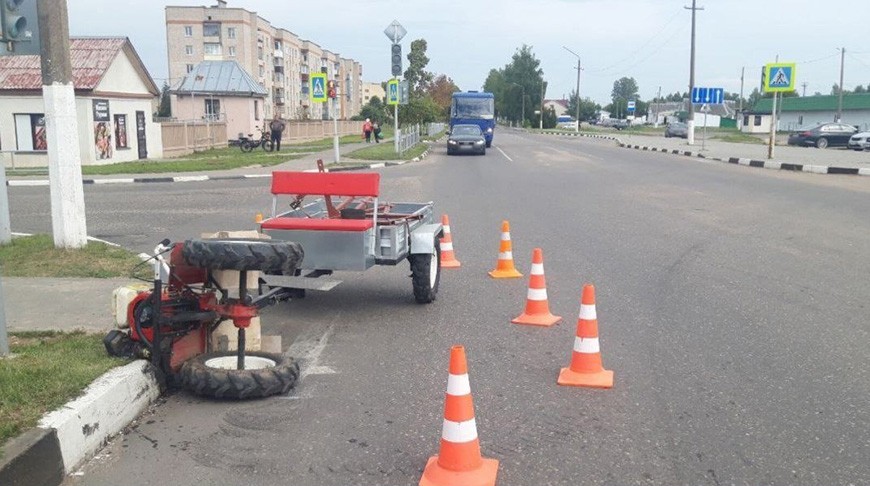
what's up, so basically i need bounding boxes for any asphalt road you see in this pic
[10,130,869,485]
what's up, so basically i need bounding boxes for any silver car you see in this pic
[664,122,688,138]
[848,132,870,151]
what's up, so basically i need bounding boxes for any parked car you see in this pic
[611,119,630,130]
[847,131,870,151]
[787,123,857,149]
[447,124,486,155]
[664,122,688,138]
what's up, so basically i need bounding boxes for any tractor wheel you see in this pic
[409,236,441,304]
[181,351,299,399]
[182,239,303,274]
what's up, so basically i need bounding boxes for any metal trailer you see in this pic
[258,171,443,303]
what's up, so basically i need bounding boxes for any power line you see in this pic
[584,22,688,78]
[585,10,683,75]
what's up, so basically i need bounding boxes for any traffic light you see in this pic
[1,0,27,41]
[391,43,402,76]
[327,80,337,99]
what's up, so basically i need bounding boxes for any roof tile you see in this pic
[0,37,127,91]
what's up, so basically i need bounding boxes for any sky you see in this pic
[68,0,870,105]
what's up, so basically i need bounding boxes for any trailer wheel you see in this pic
[409,237,441,304]
[180,351,299,399]
[183,239,303,275]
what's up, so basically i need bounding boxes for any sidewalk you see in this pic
[5,138,409,184]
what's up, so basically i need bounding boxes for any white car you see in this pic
[848,132,870,151]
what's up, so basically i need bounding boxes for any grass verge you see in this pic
[0,235,148,278]
[343,140,428,162]
[0,331,126,447]
[712,133,767,144]
[79,148,305,175]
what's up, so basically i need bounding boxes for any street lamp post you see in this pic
[562,46,582,132]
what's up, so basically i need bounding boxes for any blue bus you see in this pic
[450,91,495,147]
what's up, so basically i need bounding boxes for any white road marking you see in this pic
[497,147,513,162]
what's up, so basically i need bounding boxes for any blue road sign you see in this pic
[691,87,725,105]
[627,100,636,112]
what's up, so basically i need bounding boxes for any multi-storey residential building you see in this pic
[165,0,363,121]
[363,82,386,105]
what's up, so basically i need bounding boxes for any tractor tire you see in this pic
[409,236,441,304]
[182,239,303,274]
[180,351,299,399]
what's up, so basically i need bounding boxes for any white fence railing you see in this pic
[396,124,421,156]
[426,122,446,136]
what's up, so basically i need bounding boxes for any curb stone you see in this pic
[0,360,160,486]
[540,131,869,176]
[6,145,437,186]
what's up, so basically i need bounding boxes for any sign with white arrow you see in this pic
[691,87,725,105]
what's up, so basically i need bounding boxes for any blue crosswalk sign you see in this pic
[691,87,724,105]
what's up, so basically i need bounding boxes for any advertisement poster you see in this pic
[31,114,46,150]
[92,99,112,159]
[114,114,128,149]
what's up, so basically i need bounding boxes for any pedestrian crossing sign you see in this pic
[310,73,327,102]
[763,63,796,93]
[387,79,399,105]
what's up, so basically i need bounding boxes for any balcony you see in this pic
[300,65,309,75]
[274,96,285,105]
[300,73,309,82]
[274,49,283,58]
[274,65,284,74]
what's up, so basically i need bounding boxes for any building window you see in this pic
[186,64,194,73]
[114,114,128,149]
[257,46,263,60]
[184,26,193,37]
[204,43,221,56]
[259,66,265,78]
[254,100,260,120]
[227,27,236,39]
[228,46,236,57]
[203,22,220,37]
[274,40,282,51]
[754,115,762,126]
[185,45,193,56]
[204,99,221,121]
[14,113,47,151]
[743,115,749,126]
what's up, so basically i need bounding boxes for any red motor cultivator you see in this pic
[104,238,304,399]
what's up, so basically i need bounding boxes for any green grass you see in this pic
[0,234,148,278]
[78,147,305,175]
[343,139,428,161]
[0,331,126,447]
[712,132,767,144]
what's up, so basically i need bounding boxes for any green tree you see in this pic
[356,96,390,123]
[611,77,639,106]
[542,106,558,129]
[398,95,442,125]
[404,39,434,96]
[157,82,172,118]
[426,74,460,119]
[482,45,545,126]
[482,68,507,119]
[566,91,601,121]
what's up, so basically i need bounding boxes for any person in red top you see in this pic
[362,118,373,143]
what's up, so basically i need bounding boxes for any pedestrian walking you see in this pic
[270,114,286,152]
[373,121,382,143]
[363,118,373,143]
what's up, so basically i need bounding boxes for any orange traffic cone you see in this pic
[419,346,499,486]
[557,284,614,388]
[511,248,562,327]
[488,220,522,279]
[440,215,461,268]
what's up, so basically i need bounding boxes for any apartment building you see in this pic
[165,0,363,121]
[363,82,386,105]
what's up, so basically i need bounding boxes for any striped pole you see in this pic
[511,248,561,327]
[420,346,499,486]
[557,284,614,388]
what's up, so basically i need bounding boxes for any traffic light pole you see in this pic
[38,0,87,248]
[394,77,399,154]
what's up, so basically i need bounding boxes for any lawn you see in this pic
[0,331,126,447]
[0,235,147,278]
[343,139,428,162]
[4,133,371,177]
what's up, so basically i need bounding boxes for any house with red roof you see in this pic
[0,37,163,167]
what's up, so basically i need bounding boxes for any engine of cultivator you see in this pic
[104,238,304,399]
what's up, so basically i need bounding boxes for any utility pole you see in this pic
[654,85,662,127]
[801,82,808,97]
[768,56,779,160]
[38,0,87,248]
[563,46,582,132]
[685,0,703,145]
[837,47,845,122]
[540,81,545,130]
[739,67,745,115]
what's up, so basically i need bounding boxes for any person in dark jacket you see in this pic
[373,121,382,143]
[270,114,286,151]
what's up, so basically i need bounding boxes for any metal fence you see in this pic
[397,124,421,156]
[426,122,447,136]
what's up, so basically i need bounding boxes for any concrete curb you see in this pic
[6,146,436,187]
[539,130,870,176]
[0,360,160,485]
